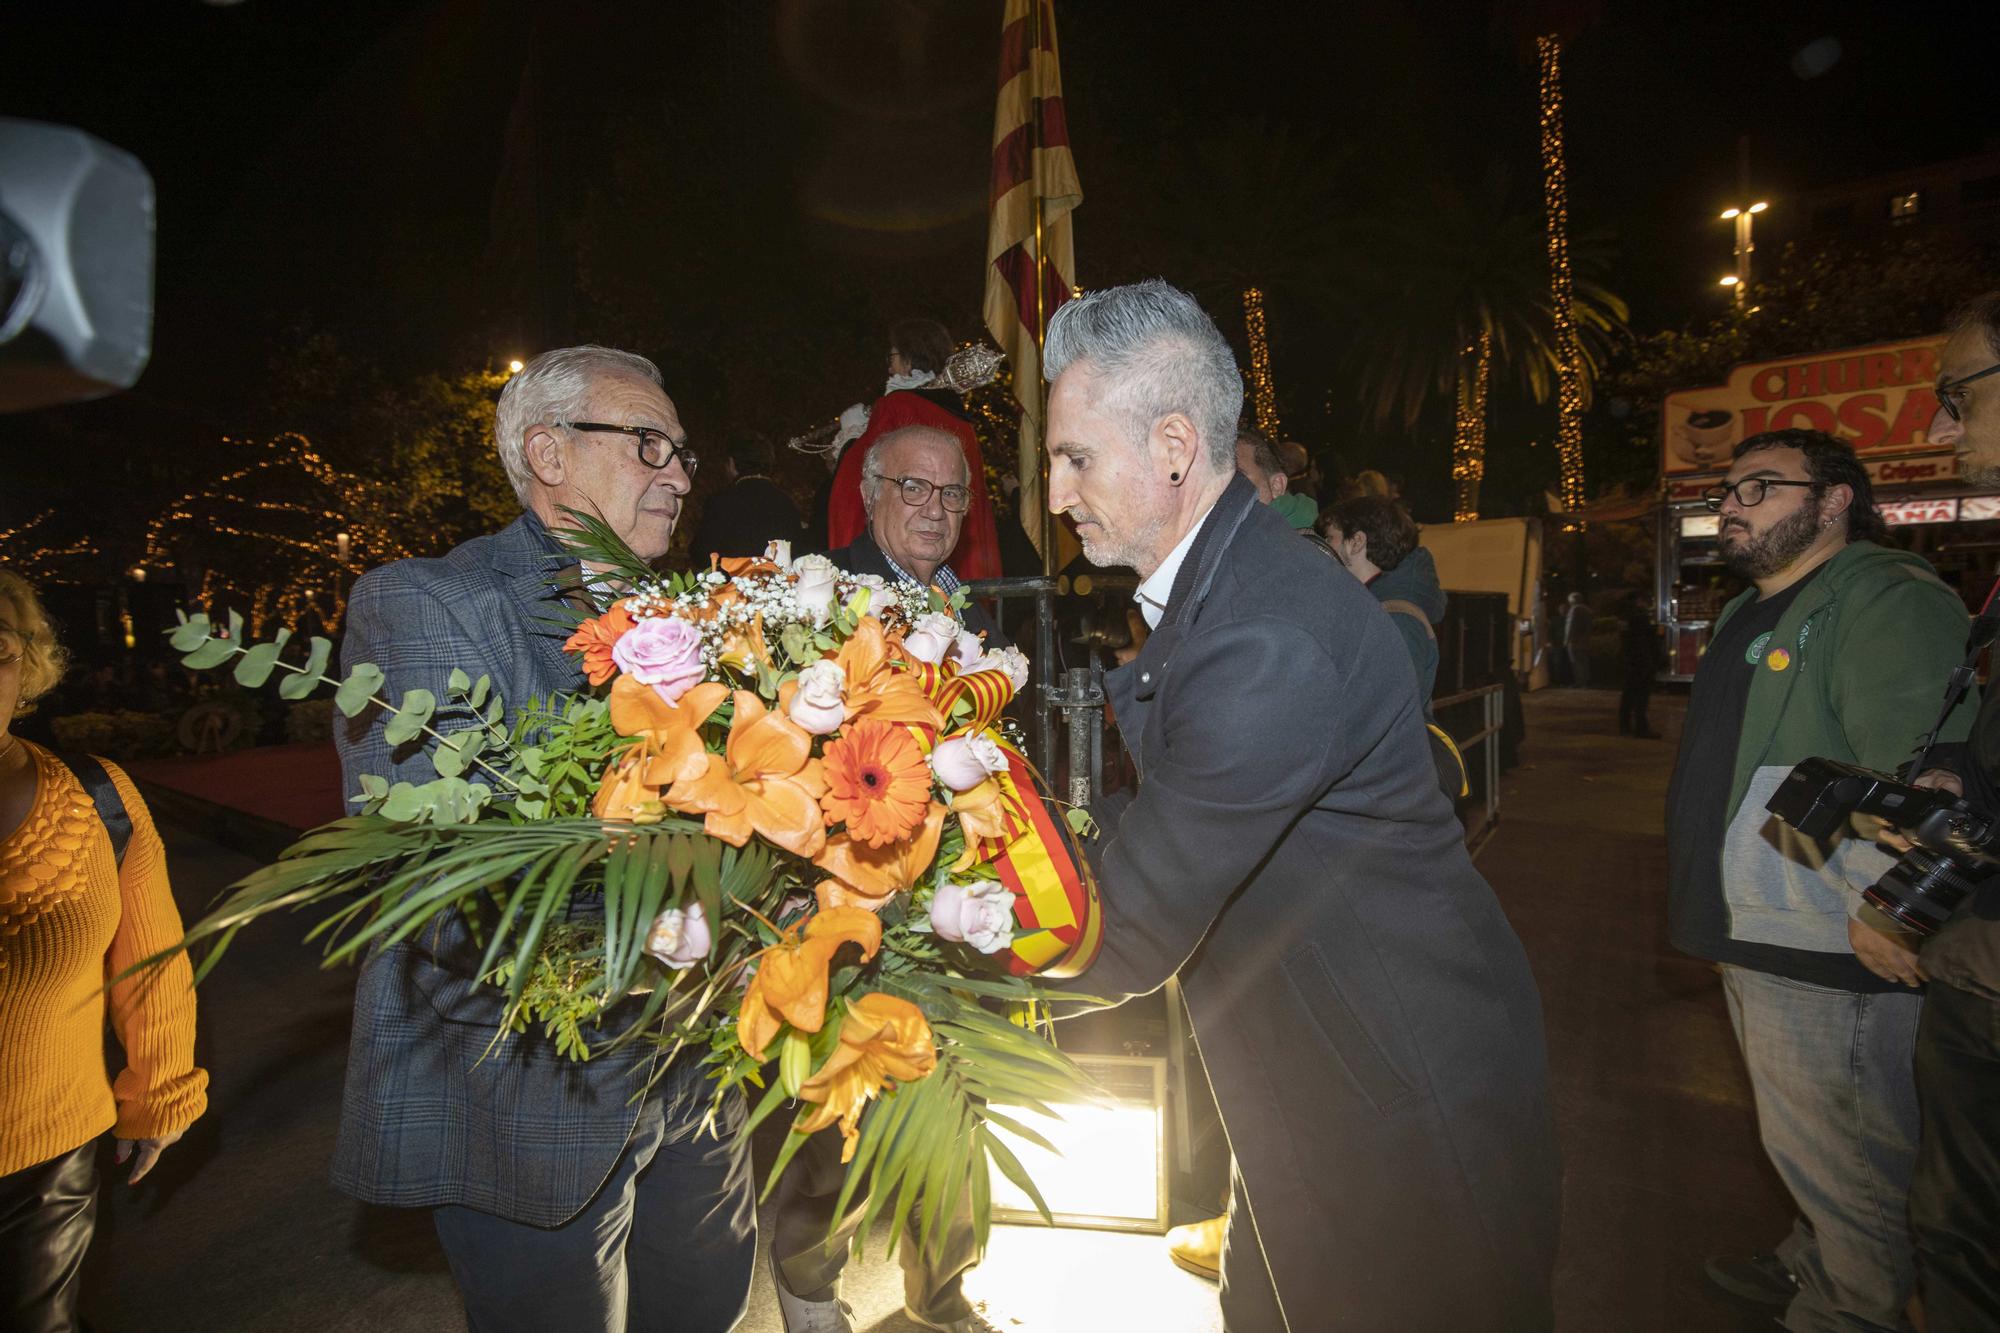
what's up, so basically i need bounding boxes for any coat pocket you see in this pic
[1280,941,1418,1114]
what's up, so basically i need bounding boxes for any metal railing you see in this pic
[1433,682,1507,855]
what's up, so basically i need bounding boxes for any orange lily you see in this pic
[813,800,947,909]
[796,992,939,1162]
[836,617,943,731]
[717,554,782,579]
[736,906,882,1060]
[718,611,773,675]
[591,676,729,822]
[562,601,637,686]
[666,690,829,858]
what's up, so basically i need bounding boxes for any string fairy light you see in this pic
[1537,34,1588,526]
[1242,287,1281,438]
[1452,330,1493,523]
[0,511,99,584]
[144,431,416,633]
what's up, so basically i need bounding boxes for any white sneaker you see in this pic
[773,1262,855,1333]
[903,1302,1011,1333]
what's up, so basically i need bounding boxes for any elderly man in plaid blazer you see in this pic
[330,346,753,1333]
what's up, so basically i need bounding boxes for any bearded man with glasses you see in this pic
[1666,427,1978,1329]
[328,346,757,1333]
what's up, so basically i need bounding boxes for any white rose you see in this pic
[964,645,1030,693]
[903,612,962,665]
[952,628,985,670]
[930,878,1016,954]
[645,901,711,970]
[787,659,850,735]
[764,538,793,568]
[931,733,1008,791]
[790,554,840,627]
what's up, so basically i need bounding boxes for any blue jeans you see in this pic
[1721,965,1922,1333]
[431,1059,755,1333]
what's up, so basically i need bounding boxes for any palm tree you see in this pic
[1348,170,1628,519]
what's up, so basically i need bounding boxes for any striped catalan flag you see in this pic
[983,0,1082,564]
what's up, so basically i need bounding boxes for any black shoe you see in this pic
[1704,1252,1797,1306]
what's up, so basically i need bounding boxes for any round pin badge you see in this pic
[1767,648,1792,671]
[1745,631,1771,664]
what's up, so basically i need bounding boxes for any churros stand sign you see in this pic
[1661,336,1946,476]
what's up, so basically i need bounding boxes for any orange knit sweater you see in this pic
[0,741,207,1176]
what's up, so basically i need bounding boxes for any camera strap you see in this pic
[1907,585,2000,780]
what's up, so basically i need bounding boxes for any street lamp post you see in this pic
[1718,201,1768,306]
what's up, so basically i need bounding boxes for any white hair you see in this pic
[858,425,971,517]
[1043,279,1244,471]
[494,345,664,504]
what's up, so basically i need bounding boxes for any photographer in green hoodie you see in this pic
[1667,429,1975,1329]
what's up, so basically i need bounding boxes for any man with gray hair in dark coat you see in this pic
[332,346,754,1333]
[1044,280,1561,1331]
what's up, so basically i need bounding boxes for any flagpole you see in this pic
[1032,0,1055,576]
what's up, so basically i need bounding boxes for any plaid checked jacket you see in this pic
[328,512,657,1226]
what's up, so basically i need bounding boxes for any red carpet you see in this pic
[124,742,347,832]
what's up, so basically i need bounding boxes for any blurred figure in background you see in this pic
[1619,595,1662,738]
[1562,591,1595,688]
[0,569,207,1332]
[690,432,801,560]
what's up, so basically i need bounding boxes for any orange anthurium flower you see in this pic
[813,800,946,904]
[592,677,730,822]
[717,555,782,579]
[667,690,830,858]
[736,906,883,1060]
[837,618,943,731]
[820,721,932,848]
[796,992,939,1162]
[562,602,637,686]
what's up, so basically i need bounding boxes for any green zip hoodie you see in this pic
[1708,540,1977,954]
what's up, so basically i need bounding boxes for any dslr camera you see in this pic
[1765,757,2000,936]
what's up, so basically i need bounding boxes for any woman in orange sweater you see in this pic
[0,570,207,1331]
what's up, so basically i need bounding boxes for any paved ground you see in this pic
[76,687,1793,1331]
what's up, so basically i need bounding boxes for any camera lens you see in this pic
[1865,849,1981,937]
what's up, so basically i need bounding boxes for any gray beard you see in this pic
[1721,502,1825,579]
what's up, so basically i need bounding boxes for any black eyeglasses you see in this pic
[0,626,29,666]
[1703,478,1821,511]
[565,422,699,476]
[1937,363,2000,423]
[877,475,971,513]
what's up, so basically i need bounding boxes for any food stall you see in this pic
[1656,335,1998,681]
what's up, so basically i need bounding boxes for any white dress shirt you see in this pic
[1132,502,1219,630]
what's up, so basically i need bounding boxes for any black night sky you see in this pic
[4,0,1997,533]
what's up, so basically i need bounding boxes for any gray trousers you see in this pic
[1723,965,1922,1333]
[770,1123,977,1323]
[432,1068,755,1333]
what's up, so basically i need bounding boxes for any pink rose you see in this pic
[645,901,711,969]
[903,612,961,665]
[930,879,1017,953]
[611,615,706,705]
[932,733,1007,792]
[952,628,985,670]
[786,660,849,735]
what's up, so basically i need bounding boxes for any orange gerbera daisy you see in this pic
[819,720,932,848]
[795,992,938,1162]
[562,602,638,686]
